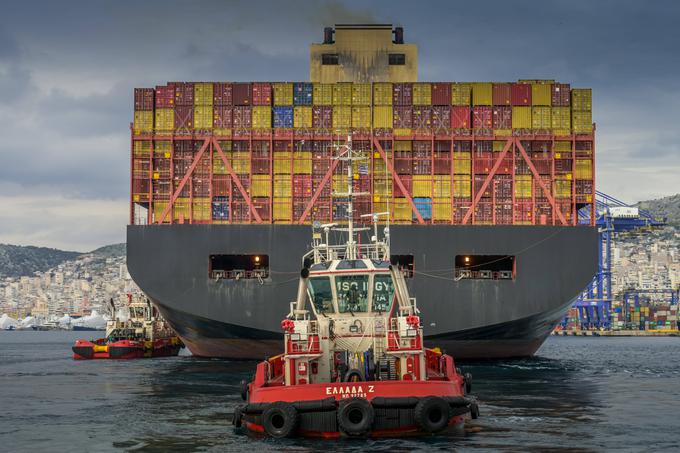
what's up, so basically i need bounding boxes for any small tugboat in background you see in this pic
[72,295,184,360]
[234,136,478,438]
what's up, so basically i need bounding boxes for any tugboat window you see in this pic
[308,277,335,314]
[390,255,414,278]
[454,255,515,280]
[388,53,406,65]
[209,254,269,280]
[321,53,339,65]
[336,275,369,313]
[373,275,395,313]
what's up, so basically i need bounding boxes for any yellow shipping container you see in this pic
[433,198,452,221]
[134,111,153,134]
[293,106,313,129]
[575,159,593,179]
[134,141,152,157]
[393,128,412,137]
[472,82,492,106]
[273,83,293,106]
[352,83,371,105]
[173,197,191,221]
[554,141,572,152]
[154,141,172,157]
[352,106,371,129]
[393,198,412,221]
[412,83,432,105]
[194,83,213,106]
[252,106,272,129]
[194,105,213,130]
[274,151,293,174]
[555,177,572,198]
[512,106,532,129]
[433,175,452,197]
[251,175,272,197]
[451,83,472,106]
[273,197,292,220]
[571,88,592,111]
[212,154,227,174]
[551,107,571,130]
[333,106,352,129]
[453,158,471,175]
[313,83,333,105]
[515,175,532,198]
[333,83,353,106]
[154,109,174,133]
[373,83,393,105]
[373,178,392,195]
[273,176,292,197]
[453,177,471,198]
[572,110,593,133]
[493,140,512,152]
[531,84,552,106]
[192,199,211,221]
[373,106,393,129]
[227,151,249,174]
[332,175,348,193]
[153,201,169,223]
[412,175,432,197]
[394,141,412,152]
[531,107,551,129]
[293,151,312,174]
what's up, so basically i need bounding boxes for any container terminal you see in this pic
[126,24,598,359]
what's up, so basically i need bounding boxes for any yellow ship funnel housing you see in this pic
[310,24,418,83]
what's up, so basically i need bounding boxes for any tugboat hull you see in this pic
[71,338,183,360]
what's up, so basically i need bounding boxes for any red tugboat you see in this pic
[234,137,478,438]
[72,295,184,359]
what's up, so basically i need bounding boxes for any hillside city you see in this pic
[1,226,678,322]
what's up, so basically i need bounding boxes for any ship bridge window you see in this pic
[336,260,367,270]
[455,255,515,280]
[308,277,335,314]
[336,275,369,313]
[209,254,269,280]
[373,274,395,313]
[389,53,406,65]
[322,53,339,65]
[390,255,414,278]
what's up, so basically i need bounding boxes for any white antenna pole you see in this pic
[346,134,356,260]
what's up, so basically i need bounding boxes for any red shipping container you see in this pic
[472,106,493,129]
[232,83,252,106]
[252,158,270,174]
[412,106,432,129]
[511,83,531,105]
[134,88,154,111]
[393,106,413,128]
[253,198,271,222]
[431,83,451,105]
[213,82,233,106]
[515,200,533,223]
[432,106,451,131]
[451,106,471,129]
[312,106,332,129]
[412,159,432,175]
[492,83,512,106]
[453,200,471,223]
[174,82,194,106]
[474,202,493,222]
[494,176,513,198]
[155,84,175,108]
[394,175,412,196]
[174,106,194,130]
[252,82,272,106]
[213,106,233,129]
[434,158,451,174]
[393,83,413,106]
[551,83,570,106]
[495,202,513,224]
[233,106,252,129]
[492,106,512,129]
[394,158,412,174]
[293,175,313,197]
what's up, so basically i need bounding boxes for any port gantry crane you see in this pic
[564,190,667,330]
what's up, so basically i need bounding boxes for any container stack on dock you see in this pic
[131,80,595,226]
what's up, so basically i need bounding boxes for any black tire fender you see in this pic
[262,402,299,438]
[464,372,472,394]
[470,402,480,420]
[343,368,364,382]
[337,397,374,436]
[232,406,244,428]
[239,380,249,401]
[415,396,450,433]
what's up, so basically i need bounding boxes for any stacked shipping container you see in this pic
[131,80,595,226]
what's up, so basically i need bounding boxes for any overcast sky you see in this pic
[1,0,678,251]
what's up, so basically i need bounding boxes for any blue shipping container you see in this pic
[413,197,432,220]
[293,82,313,106]
[212,197,229,220]
[273,106,294,128]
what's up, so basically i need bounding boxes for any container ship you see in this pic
[127,24,598,359]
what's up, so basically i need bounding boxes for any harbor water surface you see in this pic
[1,332,679,452]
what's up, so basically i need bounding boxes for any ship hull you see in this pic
[127,224,597,360]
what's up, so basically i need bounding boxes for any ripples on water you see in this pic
[1,332,679,452]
